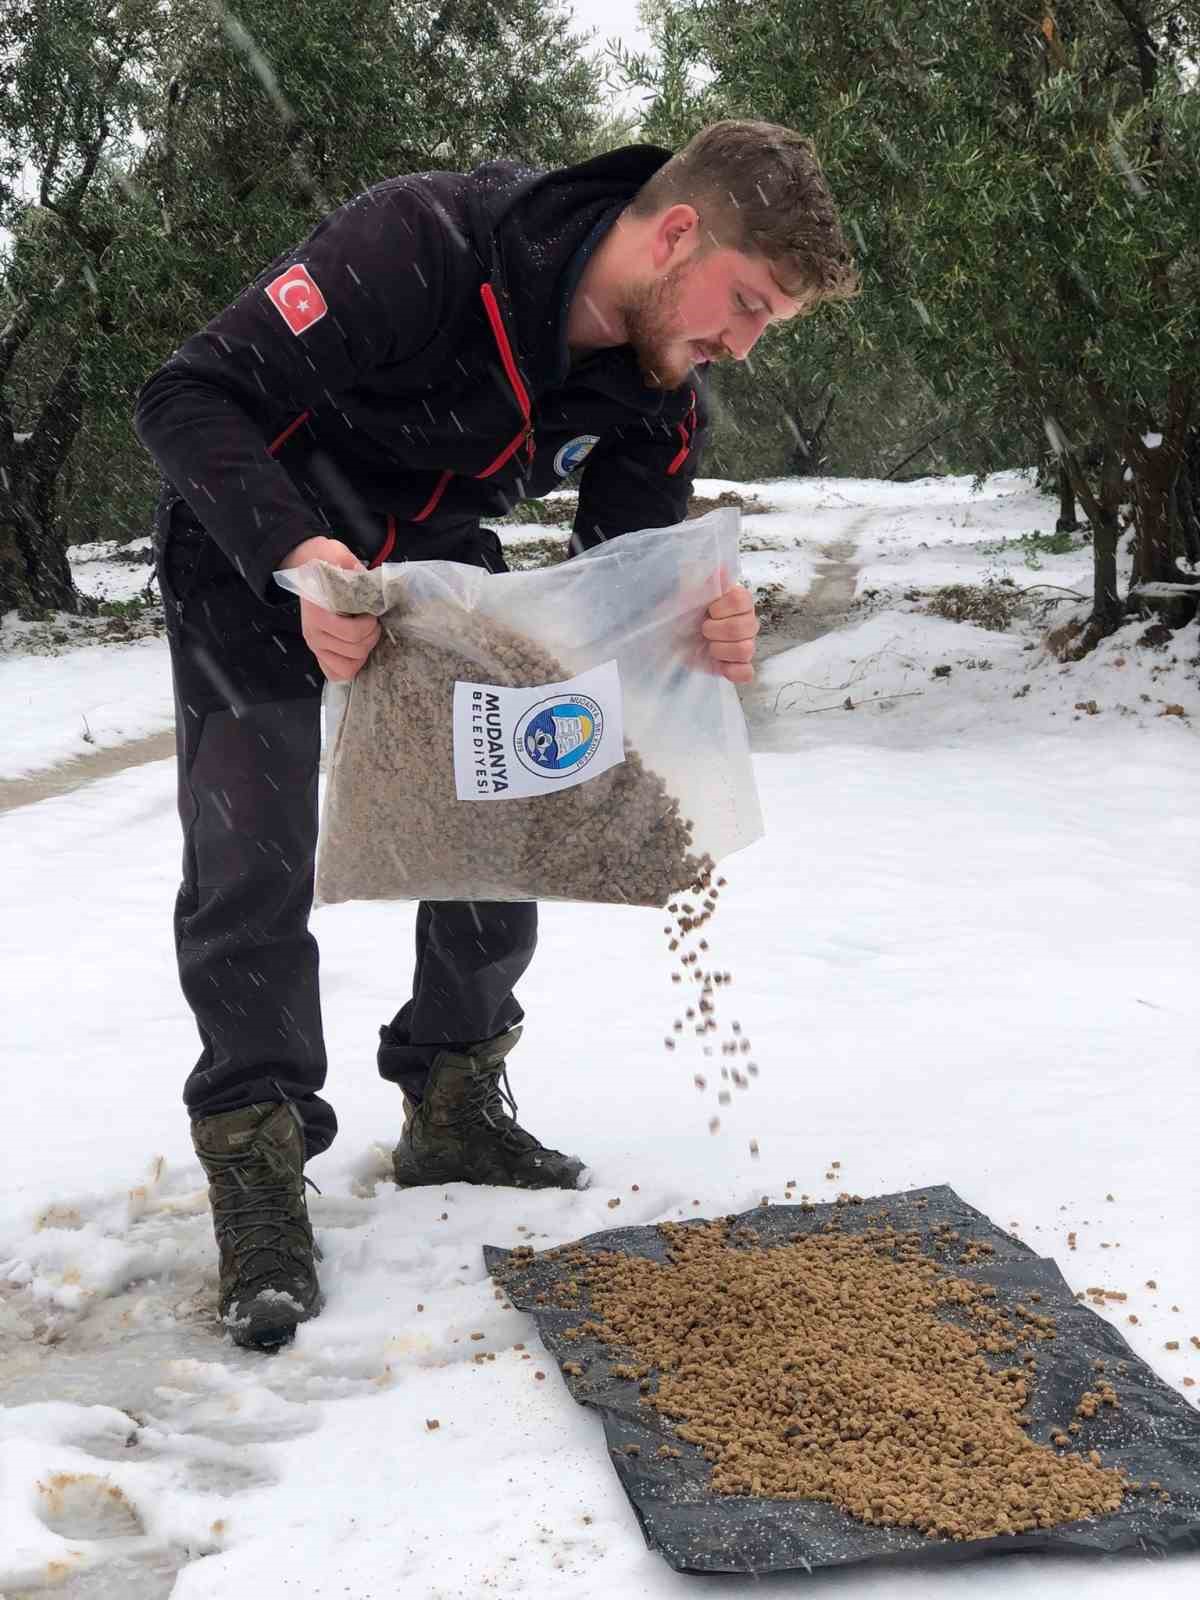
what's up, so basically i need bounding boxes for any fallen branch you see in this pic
[1019,584,1088,599]
[1129,581,1200,598]
[776,689,926,716]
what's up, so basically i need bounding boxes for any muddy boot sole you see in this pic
[226,1286,326,1352]
[392,1132,590,1191]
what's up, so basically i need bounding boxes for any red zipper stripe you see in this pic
[267,409,311,456]
[478,427,532,479]
[413,470,453,523]
[476,281,537,478]
[666,388,697,476]
[369,513,397,569]
[479,284,531,421]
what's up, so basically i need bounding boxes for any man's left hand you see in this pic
[702,583,759,684]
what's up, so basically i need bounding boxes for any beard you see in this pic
[618,262,718,392]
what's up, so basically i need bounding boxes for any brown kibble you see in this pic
[632,1184,640,1192]
[749,1139,760,1158]
[607,1198,621,1209]
[426,1418,440,1431]
[693,1074,707,1090]
[1128,1315,1139,1325]
[1146,1280,1157,1289]
[1166,1342,1180,1351]
[708,1117,721,1134]
[1106,1193,1114,1202]
[566,1219,1127,1539]
[534,1370,546,1380]
[470,1331,485,1341]
[1184,1378,1196,1388]
[417,1303,425,1312]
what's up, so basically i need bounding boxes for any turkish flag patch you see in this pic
[265,264,328,336]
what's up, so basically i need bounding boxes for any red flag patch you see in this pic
[265,264,328,336]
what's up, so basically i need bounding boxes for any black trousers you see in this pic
[153,492,537,1159]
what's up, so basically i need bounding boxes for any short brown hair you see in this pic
[628,120,860,307]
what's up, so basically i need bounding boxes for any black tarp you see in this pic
[484,1184,1200,1577]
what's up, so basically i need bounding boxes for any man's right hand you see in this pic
[280,536,382,683]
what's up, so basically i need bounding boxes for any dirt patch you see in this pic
[500,533,570,572]
[686,490,770,520]
[0,729,177,815]
[500,489,770,534]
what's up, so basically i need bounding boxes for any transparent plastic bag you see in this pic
[274,506,763,906]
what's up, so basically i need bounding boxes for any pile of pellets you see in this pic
[311,571,713,906]
[553,1220,1132,1541]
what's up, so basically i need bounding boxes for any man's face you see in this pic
[619,243,802,392]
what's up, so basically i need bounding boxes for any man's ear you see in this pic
[654,204,701,268]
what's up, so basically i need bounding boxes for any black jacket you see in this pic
[134,145,709,599]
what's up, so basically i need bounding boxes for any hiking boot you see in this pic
[392,1025,590,1190]
[192,1100,324,1351]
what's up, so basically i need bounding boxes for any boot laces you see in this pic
[203,1139,318,1293]
[456,1062,541,1153]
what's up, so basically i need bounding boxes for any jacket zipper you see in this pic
[667,388,697,477]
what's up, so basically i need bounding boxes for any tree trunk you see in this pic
[1055,461,1079,533]
[0,514,33,614]
[1127,380,1195,588]
[1059,439,1125,652]
[1177,428,1200,567]
[0,354,86,619]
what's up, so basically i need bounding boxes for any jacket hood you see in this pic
[467,144,674,387]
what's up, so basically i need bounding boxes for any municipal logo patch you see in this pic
[266,264,328,336]
[553,434,600,477]
[516,694,605,779]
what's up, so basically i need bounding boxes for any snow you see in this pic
[0,635,173,778]
[1,470,1198,1596]
[0,538,171,779]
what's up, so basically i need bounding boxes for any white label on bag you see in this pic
[453,660,624,801]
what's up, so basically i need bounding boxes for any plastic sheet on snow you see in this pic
[484,1185,1200,1577]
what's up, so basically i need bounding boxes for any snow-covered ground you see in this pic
[1,470,1198,1597]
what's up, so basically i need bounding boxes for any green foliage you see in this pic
[981,529,1088,566]
[613,0,1200,605]
[93,592,154,617]
[2,0,608,544]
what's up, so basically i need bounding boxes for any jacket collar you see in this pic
[466,145,674,392]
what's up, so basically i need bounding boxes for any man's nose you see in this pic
[723,309,770,361]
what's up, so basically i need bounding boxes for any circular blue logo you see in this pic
[553,434,600,478]
[516,693,604,778]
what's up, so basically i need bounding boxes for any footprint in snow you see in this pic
[35,1472,144,1539]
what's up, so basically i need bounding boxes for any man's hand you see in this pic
[702,582,759,684]
[280,536,381,683]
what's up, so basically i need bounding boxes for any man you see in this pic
[134,119,857,1351]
